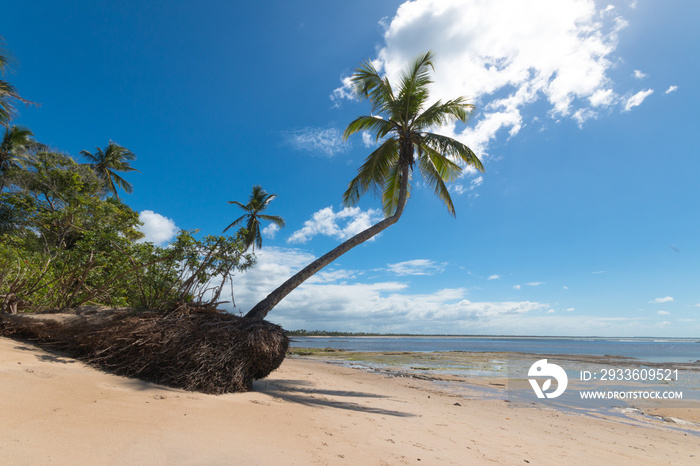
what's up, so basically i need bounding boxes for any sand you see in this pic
[1,336,698,465]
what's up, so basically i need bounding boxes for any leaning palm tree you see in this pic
[245,51,483,320]
[0,125,35,190]
[80,141,139,200]
[224,185,285,252]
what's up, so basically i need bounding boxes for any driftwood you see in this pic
[0,306,288,394]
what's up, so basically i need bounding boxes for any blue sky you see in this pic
[3,0,699,336]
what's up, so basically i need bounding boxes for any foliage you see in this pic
[80,141,139,200]
[1,149,255,313]
[343,50,484,217]
[225,185,285,252]
[124,230,255,311]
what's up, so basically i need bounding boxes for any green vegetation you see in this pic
[224,185,285,252]
[246,51,483,320]
[0,146,255,312]
[0,37,257,315]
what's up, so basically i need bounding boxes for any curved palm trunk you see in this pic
[245,163,410,320]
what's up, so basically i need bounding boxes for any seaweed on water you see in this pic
[0,306,289,394]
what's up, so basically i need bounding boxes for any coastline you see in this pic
[2,336,699,465]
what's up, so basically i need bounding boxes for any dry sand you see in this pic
[1,336,698,465]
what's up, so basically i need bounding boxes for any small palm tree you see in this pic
[0,125,35,190]
[80,141,139,200]
[224,185,285,252]
[245,51,483,320]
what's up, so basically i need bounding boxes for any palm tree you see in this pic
[245,51,483,320]
[80,141,139,200]
[0,37,34,126]
[0,125,35,190]
[224,185,285,252]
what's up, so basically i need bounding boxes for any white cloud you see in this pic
[387,259,444,276]
[487,274,500,280]
[527,282,545,286]
[137,210,178,246]
[657,310,670,316]
[212,247,691,335]
[565,308,575,312]
[589,88,615,107]
[287,206,384,244]
[623,89,654,111]
[650,296,673,304]
[287,127,348,156]
[451,175,483,195]
[665,85,678,94]
[262,223,280,239]
[513,285,521,290]
[633,69,646,79]
[335,0,635,159]
[361,131,380,148]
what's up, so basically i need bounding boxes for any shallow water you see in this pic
[290,335,700,363]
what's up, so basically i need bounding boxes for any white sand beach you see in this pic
[1,336,698,465]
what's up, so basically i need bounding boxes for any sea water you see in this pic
[290,335,700,363]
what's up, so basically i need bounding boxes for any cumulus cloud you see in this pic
[287,206,384,244]
[650,296,673,304]
[262,223,280,239]
[513,285,521,290]
[623,89,654,111]
[665,85,678,94]
[386,259,445,276]
[527,282,545,286]
[633,69,646,79]
[227,247,551,332]
[335,0,636,160]
[210,247,685,335]
[287,127,348,156]
[487,274,500,280]
[137,210,178,246]
[657,310,670,316]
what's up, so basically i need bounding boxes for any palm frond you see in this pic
[423,132,484,172]
[396,51,434,121]
[343,115,396,140]
[413,97,473,130]
[223,214,247,233]
[259,214,285,228]
[418,152,456,216]
[419,144,463,182]
[343,138,399,206]
[350,60,396,116]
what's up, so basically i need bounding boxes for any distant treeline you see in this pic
[286,330,468,337]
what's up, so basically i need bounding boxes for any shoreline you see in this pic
[289,348,700,426]
[2,336,700,464]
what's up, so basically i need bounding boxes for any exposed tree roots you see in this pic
[0,306,289,394]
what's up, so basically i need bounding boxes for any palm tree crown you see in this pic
[343,50,483,217]
[1,125,35,171]
[224,185,285,252]
[80,141,139,200]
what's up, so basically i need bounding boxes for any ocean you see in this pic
[290,335,700,363]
